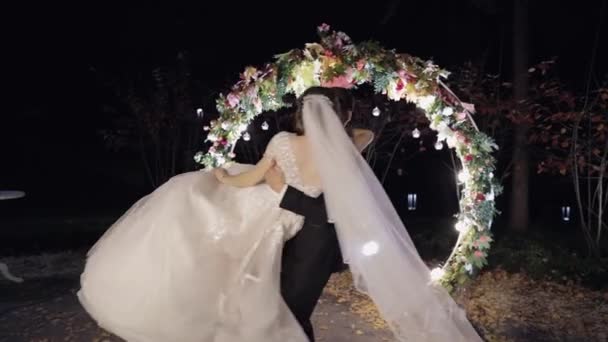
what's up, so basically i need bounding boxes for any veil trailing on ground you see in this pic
[302,94,482,341]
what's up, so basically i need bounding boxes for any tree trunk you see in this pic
[509,0,530,231]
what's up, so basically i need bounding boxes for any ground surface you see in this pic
[1,251,607,342]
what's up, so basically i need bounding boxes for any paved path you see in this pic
[0,261,393,342]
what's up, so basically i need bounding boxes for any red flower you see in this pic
[220,139,228,146]
[396,79,405,91]
[465,154,474,162]
[476,193,486,202]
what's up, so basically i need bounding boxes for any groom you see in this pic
[265,163,343,341]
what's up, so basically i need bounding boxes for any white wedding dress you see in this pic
[78,132,314,342]
[80,95,483,342]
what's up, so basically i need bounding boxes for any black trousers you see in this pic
[280,221,342,341]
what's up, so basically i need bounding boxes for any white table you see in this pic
[0,190,25,282]
[0,190,26,201]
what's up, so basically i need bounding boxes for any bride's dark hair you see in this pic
[287,86,354,136]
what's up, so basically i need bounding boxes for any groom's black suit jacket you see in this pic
[279,186,343,342]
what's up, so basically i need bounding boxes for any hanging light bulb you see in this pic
[434,140,444,150]
[397,168,403,176]
[243,132,251,141]
[261,121,269,131]
[196,108,204,117]
[372,106,381,117]
[430,267,445,281]
[412,128,421,139]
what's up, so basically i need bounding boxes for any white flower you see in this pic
[442,107,454,116]
[416,95,437,111]
[435,122,453,142]
[193,152,204,163]
[464,263,473,273]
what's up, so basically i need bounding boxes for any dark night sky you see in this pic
[1,1,607,213]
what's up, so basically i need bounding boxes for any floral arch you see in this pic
[195,24,501,290]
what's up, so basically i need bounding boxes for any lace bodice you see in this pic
[265,132,323,198]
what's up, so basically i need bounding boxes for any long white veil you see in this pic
[302,94,482,341]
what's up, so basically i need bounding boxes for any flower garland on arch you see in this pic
[195,24,502,291]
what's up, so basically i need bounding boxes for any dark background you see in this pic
[1,1,607,254]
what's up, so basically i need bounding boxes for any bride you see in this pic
[78,86,482,341]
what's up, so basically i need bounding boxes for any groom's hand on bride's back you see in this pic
[264,161,286,193]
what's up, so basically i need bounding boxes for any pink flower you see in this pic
[209,147,216,153]
[479,235,490,243]
[455,132,466,144]
[474,250,484,258]
[318,23,330,32]
[334,37,343,49]
[465,154,474,162]
[220,139,228,146]
[476,193,486,202]
[456,111,468,121]
[322,69,355,89]
[253,97,263,113]
[227,93,240,108]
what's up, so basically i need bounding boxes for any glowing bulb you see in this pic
[434,140,444,150]
[203,126,210,131]
[372,107,381,117]
[397,168,403,176]
[196,108,204,117]
[261,121,269,131]
[412,128,421,138]
[362,241,379,256]
[455,221,468,233]
[430,267,445,281]
[458,170,469,183]
[243,132,251,141]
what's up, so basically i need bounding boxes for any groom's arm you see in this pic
[265,164,329,226]
[279,186,328,227]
